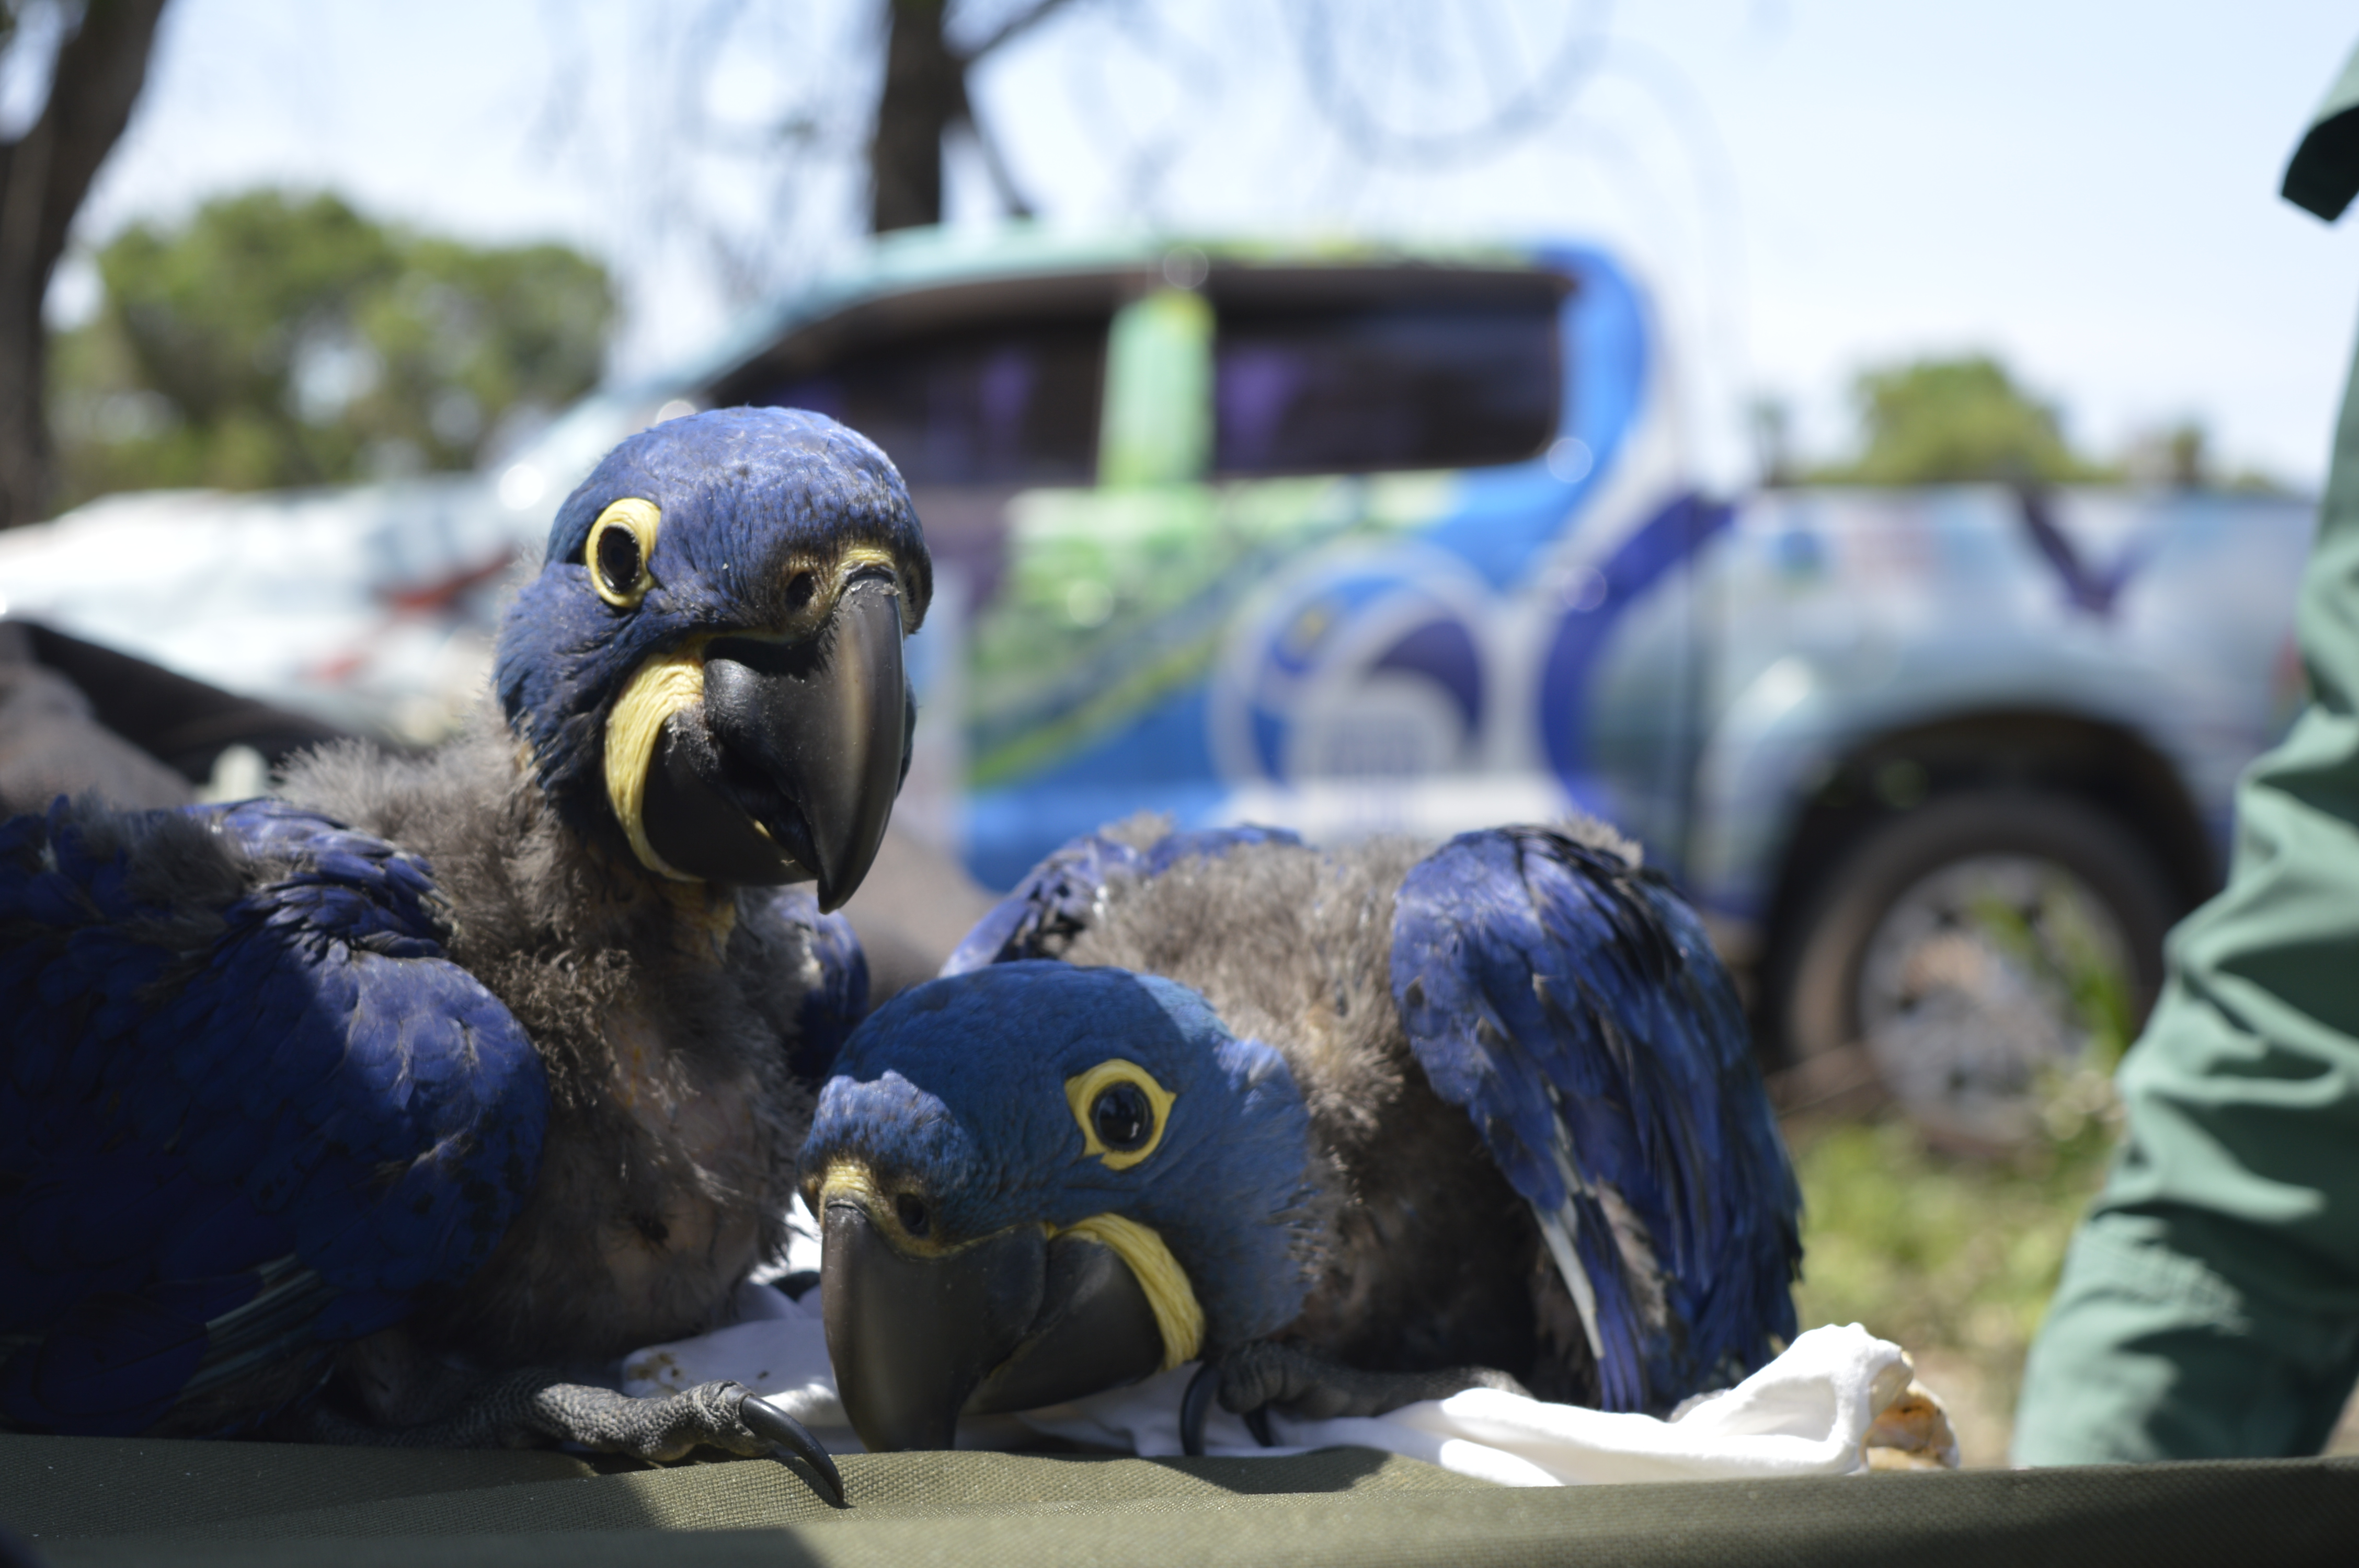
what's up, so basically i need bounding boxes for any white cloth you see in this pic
[622,1281,1921,1485]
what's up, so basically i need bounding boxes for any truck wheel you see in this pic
[1772,792,2174,1147]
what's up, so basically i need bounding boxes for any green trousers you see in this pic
[2013,50,2359,1462]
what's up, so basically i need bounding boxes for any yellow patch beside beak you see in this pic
[1054,1212,1205,1370]
[604,645,708,881]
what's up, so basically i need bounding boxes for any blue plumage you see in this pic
[498,408,929,841]
[0,798,543,1435]
[1389,826,1799,1410]
[807,963,1317,1345]
[828,818,1799,1424]
[1,408,925,1452]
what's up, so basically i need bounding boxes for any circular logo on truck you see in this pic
[1208,546,1493,789]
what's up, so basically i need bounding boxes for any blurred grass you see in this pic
[1778,867,2138,1465]
[1776,875,2359,1463]
[1786,1067,2122,1467]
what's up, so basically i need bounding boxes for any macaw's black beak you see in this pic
[821,1198,1166,1452]
[641,572,909,909]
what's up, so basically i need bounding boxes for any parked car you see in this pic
[0,227,2316,1142]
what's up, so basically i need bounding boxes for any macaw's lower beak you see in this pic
[640,572,908,909]
[821,1198,1166,1452]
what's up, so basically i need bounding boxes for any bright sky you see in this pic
[59,0,2359,490]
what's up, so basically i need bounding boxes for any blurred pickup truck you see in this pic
[0,228,2316,1143]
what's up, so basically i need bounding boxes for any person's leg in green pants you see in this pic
[2016,45,2359,1463]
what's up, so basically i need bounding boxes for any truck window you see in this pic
[1211,276,1563,477]
[740,318,1105,488]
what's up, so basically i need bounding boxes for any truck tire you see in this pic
[1772,791,2175,1147]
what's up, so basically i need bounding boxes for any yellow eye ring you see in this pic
[1064,1059,1176,1171]
[586,498,661,608]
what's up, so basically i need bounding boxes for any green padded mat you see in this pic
[5,1434,2357,1567]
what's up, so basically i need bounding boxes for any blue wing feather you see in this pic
[941,833,1145,974]
[0,797,547,1436]
[944,824,1304,975]
[1390,826,1800,1414]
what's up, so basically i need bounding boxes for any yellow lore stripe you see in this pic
[603,644,707,881]
[1054,1212,1205,1370]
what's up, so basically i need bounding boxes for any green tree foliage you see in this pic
[49,189,612,504]
[1813,354,2108,487]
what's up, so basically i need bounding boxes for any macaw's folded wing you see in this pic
[0,798,545,1436]
[1389,826,1800,1413]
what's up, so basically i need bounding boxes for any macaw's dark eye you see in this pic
[1091,1082,1154,1152]
[595,523,644,597]
[894,1193,931,1238]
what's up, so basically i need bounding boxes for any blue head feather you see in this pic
[494,407,931,841]
[804,962,1316,1347]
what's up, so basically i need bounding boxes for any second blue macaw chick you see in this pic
[803,821,1803,1454]
[803,964,1321,1449]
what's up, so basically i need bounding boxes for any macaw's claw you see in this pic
[1178,1357,1281,1456]
[283,1368,846,1503]
[1244,1403,1277,1448]
[507,1378,833,1471]
[739,1390,849,1506]
[1180,1361,1220,1458]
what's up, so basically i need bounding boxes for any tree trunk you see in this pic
[866,0,1074,234]
[868,0,966,234]
[0,0,169,527]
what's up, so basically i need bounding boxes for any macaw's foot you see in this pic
[290,1371,846,1505]
[1180,1343,1529,1456]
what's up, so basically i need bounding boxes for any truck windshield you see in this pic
[1212,288,1562,477]
[752,318,1105,488]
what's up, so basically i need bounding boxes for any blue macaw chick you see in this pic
[804,963,1319,1449]
[0,408,928,1491]
[804,821,1802,1454]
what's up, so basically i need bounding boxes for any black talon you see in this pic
[1244,1404,1276,1448]
[740,1392,849,1507]
[1180,1361,1220,1458]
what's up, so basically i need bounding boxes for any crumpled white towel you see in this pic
[623,1283,1929,1485]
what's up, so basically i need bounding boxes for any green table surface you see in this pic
[4,1433,2356,1567]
